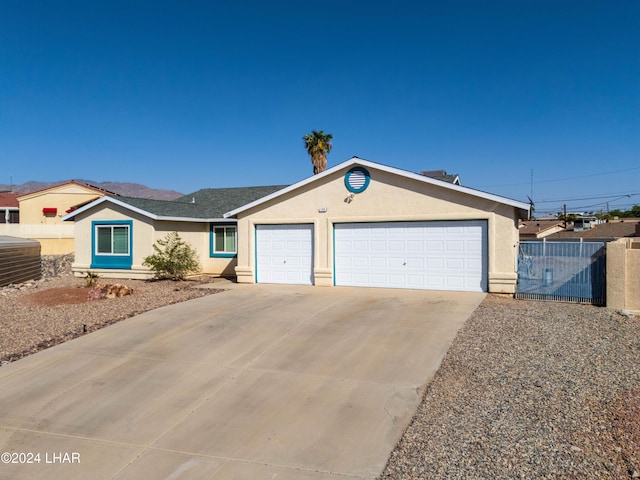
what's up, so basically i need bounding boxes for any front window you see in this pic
[91,220,133,269]
[213,226,236,254]
[96,225,130,255]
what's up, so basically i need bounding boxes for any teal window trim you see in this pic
[332,224,336,286]
[210,223,237,258]
[254,226,258,283]
[91,220,133,269]
[344,166,371,193]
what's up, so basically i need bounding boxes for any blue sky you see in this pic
[1,1,638,216]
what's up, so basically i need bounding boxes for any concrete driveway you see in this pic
[0,283,484,480]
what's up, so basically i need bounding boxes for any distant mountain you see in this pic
[0,180,184,201]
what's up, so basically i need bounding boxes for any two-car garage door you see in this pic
[334,221,487,292]
[255,221,487,292]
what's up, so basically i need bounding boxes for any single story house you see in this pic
[224,158,529,293]
[62,186,285,279]
[64,158,529,293]
[519,219,566,239]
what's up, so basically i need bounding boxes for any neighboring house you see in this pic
[572,216,599,231]
[546,219,639,242]
[421,169,461,185]
[17,181,110,224]
[1,181,111,254]
[64,158,529,292]
[0,192,19,224]
[519,219,566,239]
[62,186,285,279]
[224,158,529,293]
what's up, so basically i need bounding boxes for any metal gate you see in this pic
[515,241,606,305]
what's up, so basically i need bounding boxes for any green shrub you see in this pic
[84,270,100,288]
[143,232,201,281]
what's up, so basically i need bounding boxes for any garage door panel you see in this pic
[406,240,423,251]
[468,258,482,269]
[389,240,404,250]
[370,257,386,268]
[256,225,314,285]
[427,241,444,252]
[334,221,487,292]
[407,275,426,287]
[446,258,465,270]
[446,276,465,288]
[446,240,464,252]
[388,257,405,268]
[371,240,386,251]
[406,257,424,269]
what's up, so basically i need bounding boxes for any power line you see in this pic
[539,198,639,214]
[535,192,640,205]
[476,166,640,189]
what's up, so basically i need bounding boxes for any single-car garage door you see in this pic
[334,220,487,292]
[256,224,314,285]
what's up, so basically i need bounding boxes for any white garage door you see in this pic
[334,220,487,292]
[256,224,314,285]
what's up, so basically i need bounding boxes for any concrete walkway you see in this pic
[0,284,484,479]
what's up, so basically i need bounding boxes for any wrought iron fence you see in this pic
[515,241,606,305]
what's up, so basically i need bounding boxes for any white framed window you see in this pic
[96,225,130,255]
[213,225,237,255]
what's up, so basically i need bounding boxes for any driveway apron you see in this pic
[0,284,484,479]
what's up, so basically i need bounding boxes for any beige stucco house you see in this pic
[64,158,529,292]
[62,186,284,279]
[17,181,108,225]
[0,181,108,254]
[225,158,529,293]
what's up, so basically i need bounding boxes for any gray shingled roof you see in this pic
[430,173,459,183]
[115,185,288,219]
[420,170,460,184]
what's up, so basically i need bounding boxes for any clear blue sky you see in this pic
[1,1,638,216]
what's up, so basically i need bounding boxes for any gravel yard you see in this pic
[382,295,640,480]
[0,275,223,364]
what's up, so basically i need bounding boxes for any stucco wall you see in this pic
[36,238,75,255]
[0,223,75,254]
[154,221,237,276]
[607,238,640,313]
[71,204,235,279]
[19,187,103,224]
[235,166,521,293]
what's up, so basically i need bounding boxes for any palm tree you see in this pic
[303,130,333,174]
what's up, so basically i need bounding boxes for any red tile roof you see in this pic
[0,192,19,208]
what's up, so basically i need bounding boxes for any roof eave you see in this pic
[17,180,110,201]
[62,197,236,223]
[153,216,235,223]
[224,157,531,218]
[62,196,161,221]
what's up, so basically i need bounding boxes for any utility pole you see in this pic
[530,169,533,201]
[563,204,567,228]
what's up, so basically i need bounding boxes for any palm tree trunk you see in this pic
[312,154,327,174]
